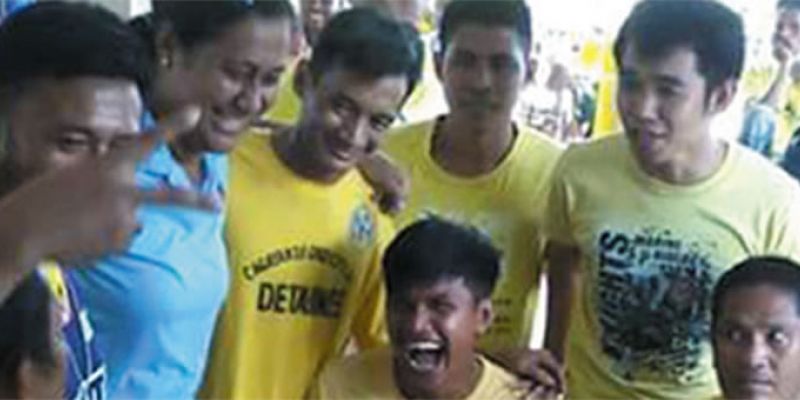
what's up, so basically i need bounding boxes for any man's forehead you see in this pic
[447,24,525,55]
[25,77,142,132]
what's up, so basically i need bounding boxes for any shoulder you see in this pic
[383,119,436,156]
[316,347,394,398]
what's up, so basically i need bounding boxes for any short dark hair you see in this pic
[309,7,424,98]
[712,256,800,328]
[779,0,800,11]
[383,217,502,302]
[137,0,295,53]
[613,0,745,93]
[0,1,150,97]
[0,274,56,395]
[438,0,531,55]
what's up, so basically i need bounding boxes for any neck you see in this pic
[635,133,727,185]
[432,113,516,177]
[395,356,483,400]
[272,126,344,184]
[169,133,205,182]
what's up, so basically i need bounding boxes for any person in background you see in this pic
[544,1,800,398]
[712,257,800,400]
[71,1,295,398]
[739,0,800,157]
[199,8,423,399]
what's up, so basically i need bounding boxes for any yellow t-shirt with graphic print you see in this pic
[310,346,518,399]
[199,131,394,400]
[544,135,800,400]
[383,119,563,351]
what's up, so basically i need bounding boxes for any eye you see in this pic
[369,115,395,132]
[657,85,680,98]
[260,71,282,88]
[430,298,456,315]
[767,329,791,348]
[55,133,90,153]
[330,96,358,119]
[721,326,746,343]
[222,64,251,83]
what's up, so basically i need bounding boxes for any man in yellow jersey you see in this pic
[712,257,800,400]
[312,218,524,399]
[381,0,563,389]
[200,8,424,399]
[544,1,800,399]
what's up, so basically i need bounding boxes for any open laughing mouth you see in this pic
[404,341,447,373]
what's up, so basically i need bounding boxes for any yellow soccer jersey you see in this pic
[545,135,800,399]
[200,132,394,399]
[383,119,563,351]
[311,346,518,399]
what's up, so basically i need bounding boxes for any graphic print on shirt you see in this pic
[596,227,717,382]
[241,203,376,319]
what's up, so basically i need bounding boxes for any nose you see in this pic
[94,141,112,157]
[233,80,266,117]
[339,114,370,150]
[743,337,771,373]
[409,306,433,335]
[467,61,492,92]
[626,88,659,123]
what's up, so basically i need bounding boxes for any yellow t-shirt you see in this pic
[545,135,800,399]
[263,36,447,127]
[200,132,394,400]
[383,119,563,350]
[311,346,518,399]
[264,57,303,125]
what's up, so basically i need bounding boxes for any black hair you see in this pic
[0,1,150,97]
[712,256,800,328]
[383,217,502,302]
[613,0,745,94]
[779,0,800,11]
[0,274,56,395]
[132,0,296,57]
[308,7,424,98]
[438,0,532,55]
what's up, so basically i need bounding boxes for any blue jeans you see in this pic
[739,103,777,157]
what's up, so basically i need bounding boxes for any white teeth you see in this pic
[404,341,445,373]
[407,341,443,351]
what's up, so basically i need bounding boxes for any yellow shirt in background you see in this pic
[264,57,303,126]
[200,132,394,399]
[383,119,563,350]
[591,43,623,139]
[545,135,800,399]
[311,346,517,399]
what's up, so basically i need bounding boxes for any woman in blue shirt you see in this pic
[71,1,296,398]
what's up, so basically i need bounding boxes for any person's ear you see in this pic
[292,58,313,99]
[434,49,445,82]
[155,24,181,70]
[706,79,738,114]
[475,298,494,336]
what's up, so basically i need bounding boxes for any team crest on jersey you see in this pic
[349,203,375,246]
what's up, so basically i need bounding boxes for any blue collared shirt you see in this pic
[71,139,229,399]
